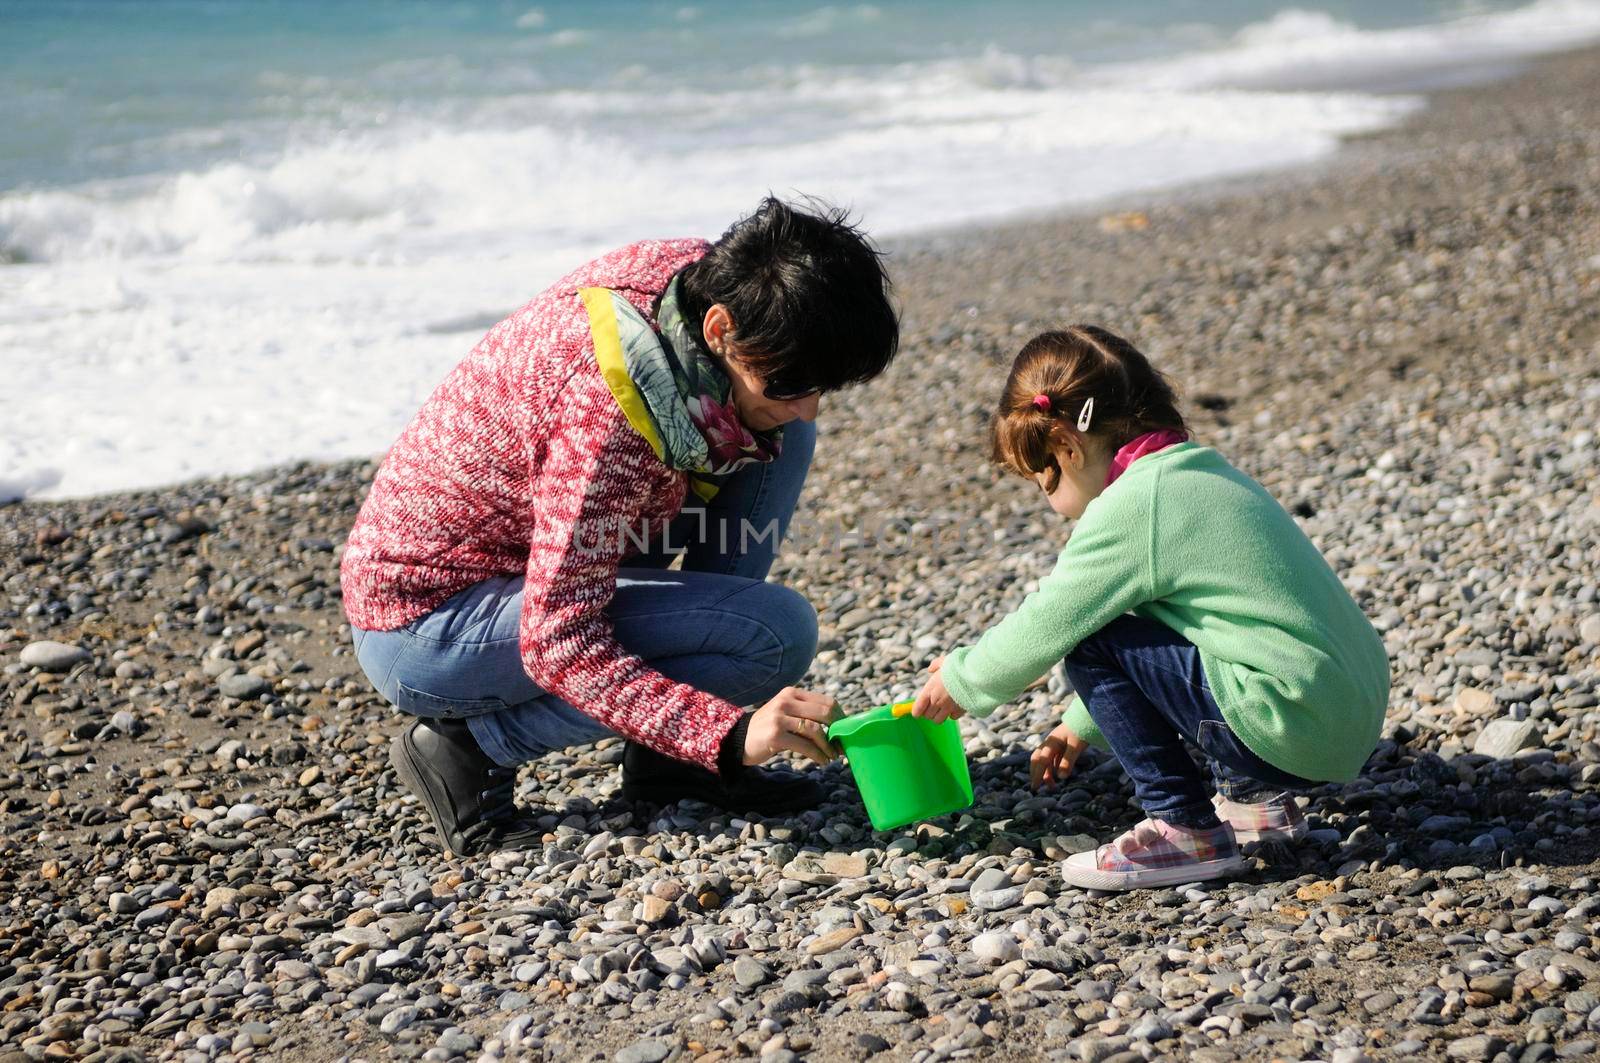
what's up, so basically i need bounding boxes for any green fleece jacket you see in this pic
[940,443,1389,783]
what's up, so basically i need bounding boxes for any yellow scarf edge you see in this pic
[580,287,666,461]
[579,286,719,503]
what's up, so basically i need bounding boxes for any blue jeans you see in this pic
[1063,614,1312,829]
[352,421,818,768]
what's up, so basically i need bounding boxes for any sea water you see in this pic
[3,0,1599,499]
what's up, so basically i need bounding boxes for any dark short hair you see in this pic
[679,195,898,393]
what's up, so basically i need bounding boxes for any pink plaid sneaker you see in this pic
[1061,818,1243,891]
[1212,791,1308,845]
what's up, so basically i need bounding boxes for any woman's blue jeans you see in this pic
[352,421,819,768]
[1063,614,1312,828]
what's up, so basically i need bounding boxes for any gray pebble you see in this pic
[19,640,91,672]
[1447,1035,1506,1061]
[1474,718,1540,757]
[219,673,272,700]
[733,955,774,989]
[615,1039,671,1063]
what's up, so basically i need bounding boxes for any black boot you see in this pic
[620,741,824,816]
[389,717,543,856]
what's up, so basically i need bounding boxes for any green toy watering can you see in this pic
[826,700,974,831]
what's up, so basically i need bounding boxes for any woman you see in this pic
[340,197,899,856]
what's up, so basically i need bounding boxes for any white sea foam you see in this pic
[0,78,1411,268]
[779,5,885,39]
[1104,0,1600,90]
[4,0,1599,500]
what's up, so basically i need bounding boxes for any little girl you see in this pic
[914,326,1389,890]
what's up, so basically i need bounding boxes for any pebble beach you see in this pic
[4,43,1600,1063]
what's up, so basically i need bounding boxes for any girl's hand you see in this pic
[912,664,966,724]
[1030,722,1089,790]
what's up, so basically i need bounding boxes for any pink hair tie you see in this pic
[1031,394,1051,412]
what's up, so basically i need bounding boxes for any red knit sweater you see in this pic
[341,239,745,772]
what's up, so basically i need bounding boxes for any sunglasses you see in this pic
[762,378,822,402]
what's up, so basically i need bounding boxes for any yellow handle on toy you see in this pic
[891,701,915,718]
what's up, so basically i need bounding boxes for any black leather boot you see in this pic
[389,717,543,856]
[620,740,824,816]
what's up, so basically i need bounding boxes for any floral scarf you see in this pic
[591,276,782,484]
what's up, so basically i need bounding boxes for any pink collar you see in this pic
[1105,430,1188,487]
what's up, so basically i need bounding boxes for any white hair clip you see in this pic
[1077,397,1095,432]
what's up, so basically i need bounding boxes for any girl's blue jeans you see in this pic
[351,421,819,768]
[1063,614,1312,829]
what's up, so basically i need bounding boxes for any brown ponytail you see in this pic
[991,325,1186,492]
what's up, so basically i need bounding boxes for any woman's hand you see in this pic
[1030,722,1089,790]
[912,657,966,724]
[745,687,840,766]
